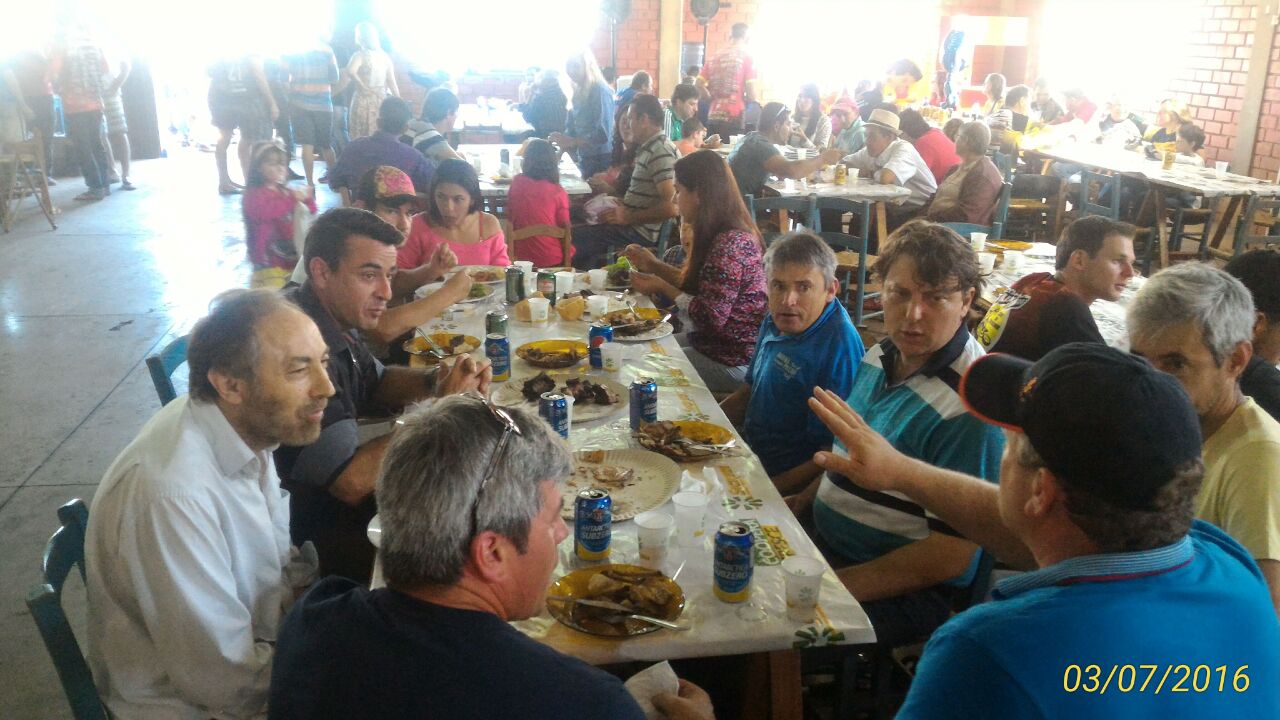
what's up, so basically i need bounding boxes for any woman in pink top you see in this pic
[242,143,316,282]
[402,158,510,269]
[507,139,571,267]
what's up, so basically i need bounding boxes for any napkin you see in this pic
[624,661,680,719]
[679,466,722,495]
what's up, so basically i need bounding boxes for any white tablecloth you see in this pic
[404,283,875,664]
[1033,142,1280,199]
[457,144,593,198]
[766,177,913,204]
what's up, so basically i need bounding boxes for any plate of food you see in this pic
[494,373,629,422]
[604,258,633,290]
[402,332,481,367]
[546,564,684,637]
[596,308,671,341]
[460,283,495,303]
[636,420,736,462]
[515,339,589,369]
[992,240,1033,252]
[458,266,507,284]
[564,449,681,520]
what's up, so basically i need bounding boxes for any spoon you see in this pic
[413,328,448,360]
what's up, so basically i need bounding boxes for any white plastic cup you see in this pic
[781,556,826,623]
[602,343,624,372]
[588,268,609,289]
[671,492,710,547]
[526,297,550,322]
[512,156,523,174]
[586,294,609,317]
[969,232,987,253]
[555,271,576,296]
[634,511,674,568]
[1003,250,1024,272]
[564,395,575,428]
[978,252,997,275]
[513,260,534,276]
[1215,160,1229,178]
[783,178,796,192]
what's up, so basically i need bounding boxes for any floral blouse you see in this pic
[681,229,768,367]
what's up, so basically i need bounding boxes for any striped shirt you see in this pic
[662,107,684,142]
[813,325,1004,586]
[622,132,678,242]
[286,49,339,113]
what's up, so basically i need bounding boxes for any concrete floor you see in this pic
[0,149,339,718]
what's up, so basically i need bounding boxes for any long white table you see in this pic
[409,283,875,666]
[457,143,592,199]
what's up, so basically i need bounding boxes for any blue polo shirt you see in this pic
[900,521,1280,719]
[743,300,864,476]
[813,325,1004,586]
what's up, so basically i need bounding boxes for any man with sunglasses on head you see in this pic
[276,208,491,584]
[729,101,843,198]
[269,395,715,720]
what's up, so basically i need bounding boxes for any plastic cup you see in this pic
[978,252,997,275]
[969,232,987,252]
[781,556,825,622]
[1215,160,1229,178]
[783,178,796,192]
[602,343,624,372]
[587,294,609,317]
[555,271,576,296]
[588,268,609,289]
[564,395,575,428]
[1003,250,1024,273]
[513,260,534,276]
[526,297,550,322]
[634,511,674,568]
[671,492,710,547]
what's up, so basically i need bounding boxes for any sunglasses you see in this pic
[465,392,522,538]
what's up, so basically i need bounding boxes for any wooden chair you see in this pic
[503,220,573,267]
[25,499,107,720]
[145,335,189,407]
[750,193,819,247]
[1077,170,1123,220]
[940,181,1014,242]
[1232,195,1280,257]
[1,129,58,232]
[1006,173,1066,241]
[814,197,879,326]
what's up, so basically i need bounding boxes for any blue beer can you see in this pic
[539,392,570,438]
[629,377,658,430]
[485,334,510,382]
[574,488,612,561]
[713,521,754,603]
[588,324,613,369]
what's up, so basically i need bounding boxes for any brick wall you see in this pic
[592,0,662,85]
[681,0,760,74]
[1253,20,1280,180]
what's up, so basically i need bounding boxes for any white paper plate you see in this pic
[492,376,629,423]
[610,321,674,343]
[415,280,496,303]
[563,449,681,521]
[454,265,507,284]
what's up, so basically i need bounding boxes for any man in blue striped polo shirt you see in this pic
[789,220,1003,647]
[810,344,1280,718]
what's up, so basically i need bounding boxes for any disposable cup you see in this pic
[978,252,997,275]
[1003,250,1024,273]
[526,297,550,322]
[1215,160,1229,178]
[634,511,674,568]
[555,271,576,296]
[671,492,709,547]
[588,268,609,289]
[601,343,624,372]
[970,232,987,252]
[587,294,609,317]
[781,556,825,622]
[564,395,575,428]
[513,260,535,276]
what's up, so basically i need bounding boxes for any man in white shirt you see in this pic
[86,289,334,719]
[842,108,938,230]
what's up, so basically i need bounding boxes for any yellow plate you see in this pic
[547,564,685,637]
[402,333,481,367]
[637,420,735,462]
[993,240,1032,251]
[515,339,588,368]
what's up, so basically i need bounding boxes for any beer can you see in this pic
[536,271,558,305]
[834,162,848,185]
[1162,151,1175,171]
[629,377,658,430]
[539,392,570,438]
[574,488,612,561]
[713,521,754,603]
[588,325,613,369]
[505,266,525,304]
[485,311,508,337]
[485,334,510,382]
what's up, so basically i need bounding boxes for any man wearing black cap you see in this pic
[809,344,1280,717]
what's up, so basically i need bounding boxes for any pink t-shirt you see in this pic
[401,214,510,268]
[506,174,571,268]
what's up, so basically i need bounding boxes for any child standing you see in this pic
[506,139,571,267]
[242,143,316,288]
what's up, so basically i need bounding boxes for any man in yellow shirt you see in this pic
[1128,263,1280,616]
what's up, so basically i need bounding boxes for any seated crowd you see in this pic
[76,31,1280,720]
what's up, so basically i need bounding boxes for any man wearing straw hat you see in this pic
[841,107,938,231]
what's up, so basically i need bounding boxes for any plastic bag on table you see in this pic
[583,194,621,224]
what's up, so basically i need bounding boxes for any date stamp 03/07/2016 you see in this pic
[1063,664,1252,695]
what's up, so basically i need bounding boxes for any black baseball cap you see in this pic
[959,343,1202,510]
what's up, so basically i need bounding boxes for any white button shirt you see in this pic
[86,395,315,720]
[842,138,939,208]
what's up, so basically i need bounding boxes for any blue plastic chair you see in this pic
[940,181,1014,241]
[145,335,189,407]
[25,499,106,720]
[750,193,819,246]
[813,197,879,326]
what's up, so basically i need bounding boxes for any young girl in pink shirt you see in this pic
[402,158,510,269]
[507,138,571,267]
[242,143,316,287]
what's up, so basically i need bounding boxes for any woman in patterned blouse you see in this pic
[624,150,768,396]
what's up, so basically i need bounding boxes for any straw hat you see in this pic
[866,108,901,136]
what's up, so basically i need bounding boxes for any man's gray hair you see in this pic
[764,231,838,284]
[955,121,992,157]
[377,395,572,589]
[1128,262,1255,366]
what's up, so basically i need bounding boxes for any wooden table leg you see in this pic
[875,202,888,241]
[779,208,790,231]
[1154,190,1171,270]
[769,650,803,720]
[1211,195,1243,253]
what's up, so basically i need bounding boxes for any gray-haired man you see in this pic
[721,232,865,493]
[269,395,714,719]
[1128,262,1280,614]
